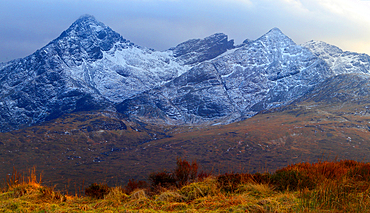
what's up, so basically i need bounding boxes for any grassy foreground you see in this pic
[2,159,370,212]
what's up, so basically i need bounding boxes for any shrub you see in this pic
[39,186,66,201]
[197,170,212,181]
[252,172,271,184]
[270,169,315,191]
[149,158,200,189]
[174,157,198,187]
[124,179,148,194]
[149,170,176,189]
[85,183,111,199]
[347,164,370,181]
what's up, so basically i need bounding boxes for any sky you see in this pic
[1,0,370,63]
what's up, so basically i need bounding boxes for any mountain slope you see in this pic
[0,15,188,131]
[3,15,370,191]
[117,28,333,124]
[302,40,370,75]
[3,15,370,132]
[3,73,370,188]
[170,33,234,65]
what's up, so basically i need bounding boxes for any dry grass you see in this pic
[3,160,370,212]
[2,101,370,194]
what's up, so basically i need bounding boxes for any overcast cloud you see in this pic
[1,0,370,63]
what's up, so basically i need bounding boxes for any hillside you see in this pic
[2,15,370,131]
[2,72,370,189]
[2,15,370,198]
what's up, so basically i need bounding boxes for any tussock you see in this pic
[2,159,370,212]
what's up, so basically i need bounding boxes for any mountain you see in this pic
[2,15,370,132]
[3,73,370,189]
[0,15,188,131]
[117,28,332,124]
[294,73,370,105]
[302,40,370,75]
[3,15,370,188]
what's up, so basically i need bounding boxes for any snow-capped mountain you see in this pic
[0,15,188,131]
[210,28,333,114]
[117,28,332,124]
[0,15,238,131]
[302,40,370,75]
[47,14,190,102]
[2,15,370,131]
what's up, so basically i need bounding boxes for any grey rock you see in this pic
[170,33,234,65]
[3,16,370,132]
[117,62,240,125]
[0,15,188,131]
[302,40,370,75]
[118,28,333,124]
[295,73,370,104]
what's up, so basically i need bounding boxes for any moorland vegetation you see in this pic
[2,158,370,212]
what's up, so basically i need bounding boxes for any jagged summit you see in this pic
[58,14,112,39]
[2,17,370,132]
[302,40,343,55]
[170,33,234,65]
[50,15,130,63]
[302,40,370,75]
[72,14,105,29]
[0,15,188,131]
[70,14,101,28]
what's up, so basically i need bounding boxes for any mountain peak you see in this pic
[302,40,343,54]
[269,27,283,33]
[255,27,295,46]
[263,27,287,38]
[77,14,97,21]
[68,14,107,32]
[50,15,128,62]
[72,14,104,28]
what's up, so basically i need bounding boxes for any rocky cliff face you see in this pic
[302,40,370,75]
[294,73,370,105]
[0,15,187,131]
[2,15,370,131]
[117,62,240,125]
[117,28,333,124]
[170,33,234,65]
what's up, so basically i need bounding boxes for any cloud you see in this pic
[1,0,370,62]
[225,0,253,7]
[277,0,370,52]
[315,0,370,23]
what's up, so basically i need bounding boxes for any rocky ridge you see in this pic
[302,40,370,75]
[117,28,333,124]
[0,15,187,131]
[1,15,370,131]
